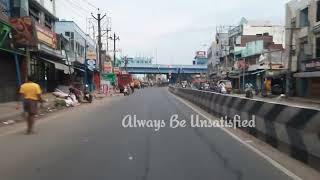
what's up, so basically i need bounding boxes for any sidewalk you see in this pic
[0,89,122,127]
[0,93,58,126]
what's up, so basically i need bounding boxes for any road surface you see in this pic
[0,87,309,180]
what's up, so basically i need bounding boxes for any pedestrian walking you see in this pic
[18,76,43,134]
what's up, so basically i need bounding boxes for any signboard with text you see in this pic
[195,51,206,57]
[10,16,36,47]
[104,61,112,73]
[114,67,120,74]
[35,22,57,49]
[86,50,97,71]
[302,58,320,72]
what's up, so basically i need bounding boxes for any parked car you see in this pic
[218,80,232,94]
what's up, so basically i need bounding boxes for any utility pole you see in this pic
[106,29,111,52]
[109,32,120,73]
[106,17,112,53]
[286,27,294,97]
[91,9,106,73]
[285,27,300,97]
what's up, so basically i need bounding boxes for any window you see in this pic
[316,37,320,58]
[300,8,309,27]
[44,15,53,30]
[29,6,40,23]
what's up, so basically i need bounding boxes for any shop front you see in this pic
[0,17,26,102]
[10,17,70,92]
[294,58,320,98]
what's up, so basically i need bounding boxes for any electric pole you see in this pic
[106,29,112,52]
[285,27,300,97]
[91,9,106,73]
[109,32,120,73]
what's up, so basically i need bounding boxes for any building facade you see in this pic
[286,0,320,98]
[9,0,72,94]
[193,51,208,65]
[55,21,98,91]
[207,41,220,77]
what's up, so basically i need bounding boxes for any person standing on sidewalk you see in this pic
[18,76,43,134]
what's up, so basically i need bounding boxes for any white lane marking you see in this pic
[171,93,303,180]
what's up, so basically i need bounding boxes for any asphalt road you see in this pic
[0,87,294,180]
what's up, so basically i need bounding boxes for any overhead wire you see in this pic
[56,0,88,18]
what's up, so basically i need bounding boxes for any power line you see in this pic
[64,0,91,14]
[80,0,98,10]
[56,0,88,18]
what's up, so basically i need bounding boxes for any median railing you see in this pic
[168,86,320,170]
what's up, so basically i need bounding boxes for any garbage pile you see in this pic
[53,88,80,108]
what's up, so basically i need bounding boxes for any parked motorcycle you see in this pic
[123,85,130,96]
[83,89,93,103]
[245,83,254,98]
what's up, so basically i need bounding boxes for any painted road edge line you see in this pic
[170,92,303,180]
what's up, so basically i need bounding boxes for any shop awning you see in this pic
[264,70,287,78]
[73,67,85,72]
[41,57,73,74]
[294,71,320,78]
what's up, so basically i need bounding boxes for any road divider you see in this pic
[168,86,320,171]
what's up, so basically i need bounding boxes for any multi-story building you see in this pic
[193,51,208,65]
[207,41,220,78]
[0,0,72,102]
[230,35,285,91]
[55,21,98,91]
[9,0,71,93]
[286,0,320,98]
[207,19,286,91]
[0,0,24,102]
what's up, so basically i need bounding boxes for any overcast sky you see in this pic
[56,0,287,65]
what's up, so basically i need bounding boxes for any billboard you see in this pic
[114,67,120,74]
[195,51,206,58]
[35,22,57,49]
[10,17,36,47]
[86,50,97,71]
[104,61,112,73]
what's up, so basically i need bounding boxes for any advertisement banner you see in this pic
[195,51,206,57]
[86,50,97,71]
[114,67,120,74]
[10,16,36,47]
[104,61,112,73]
[234,59,249,70]
[35,22,57,49]
[102,73,116,84]
[302,59,320,72]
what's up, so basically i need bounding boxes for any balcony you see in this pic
[313,21,320,34]
[298,26,309,38]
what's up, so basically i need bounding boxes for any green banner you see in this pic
[102,73,116,84]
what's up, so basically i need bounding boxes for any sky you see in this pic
[56,0,288,65]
